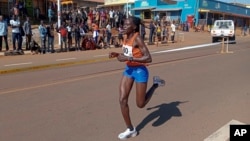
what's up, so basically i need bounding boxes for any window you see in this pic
[144,10,151,19]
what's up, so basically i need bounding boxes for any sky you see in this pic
[218,0,249,4]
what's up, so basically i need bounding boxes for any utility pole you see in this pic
[126,0,129,18]
[57,0,61,45]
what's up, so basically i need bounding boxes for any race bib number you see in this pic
[122,45,133,57]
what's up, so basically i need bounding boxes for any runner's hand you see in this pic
[109,52,119,58]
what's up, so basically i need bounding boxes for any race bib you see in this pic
[122,45,133,57]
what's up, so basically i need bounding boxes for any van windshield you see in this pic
[216,21,233,28]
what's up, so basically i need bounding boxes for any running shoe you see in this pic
[118,127,137,140]
[153,76,165,86]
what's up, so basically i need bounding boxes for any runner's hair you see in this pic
[128,16,141,33]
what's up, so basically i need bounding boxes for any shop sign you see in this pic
[105,0,130,5]
[202,0,208,7]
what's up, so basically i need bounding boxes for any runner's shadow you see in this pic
[136,101,188,132]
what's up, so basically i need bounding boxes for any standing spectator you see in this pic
[47,23,55,53]
[170,21,176,43]
[66,22,73,50]
[148,20,155,44]
[87,9,93,27]
[118,24,124,47]
[106,21,112,46]
[156,23,161,41]
[48,6,54,23]
[35,7,40,20]
[109,9,114,28]
[38,20,47,54]
[74,23,83,51]
[154,13,160,23]
[92,21,99,44]
[82,8,88,23]
[23,16,32,50]
[118,11,124,26]
[95,10,100,27]
[114,11,119,28]
[18,17,24,51]
[10,15,21,51]
[0,15,9,51]
[18,0,24,17]
[243,24,247,36]
[162,25,169,42]
[100,10,106,28]
[72,10,77,24]
[13,3,19,16]
[140,21,146,40]
[58,22,68,52]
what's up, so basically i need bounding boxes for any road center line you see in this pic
[56,58,76,61]
[4,62,33,67]
[152,43,221,54]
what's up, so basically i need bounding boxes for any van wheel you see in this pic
[212,37,218,43]
[229,36,236,44]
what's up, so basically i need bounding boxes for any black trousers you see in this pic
[25,34,32,50]
[0,35,9,51]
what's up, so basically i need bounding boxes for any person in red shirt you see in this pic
[58,22,68,52]
[109,16,165,140]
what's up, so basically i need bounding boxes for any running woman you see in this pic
[109,16,165,140]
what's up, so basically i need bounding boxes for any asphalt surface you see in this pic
[0,34,249,141]
[0,31,218,74]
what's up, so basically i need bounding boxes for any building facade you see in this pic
[132,0,250,27]
[0,0,104,19]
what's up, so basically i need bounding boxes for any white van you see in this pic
[211,20,236,43]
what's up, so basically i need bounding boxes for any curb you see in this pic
[0,57,112,75]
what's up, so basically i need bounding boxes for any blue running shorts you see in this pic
[123,65,149,83]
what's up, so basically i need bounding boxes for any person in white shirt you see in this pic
[10,15,21,51]
[170,21,176,43]
[109,9,114,28]
[66,23,73,50]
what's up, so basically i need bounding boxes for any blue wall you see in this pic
[133,0,250,23]
[199,0,250,17]
[134,0,199,22]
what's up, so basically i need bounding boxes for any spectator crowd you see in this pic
[0,3,180,55]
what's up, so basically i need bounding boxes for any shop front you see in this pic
[103,0,134,16]
[198,0,250,27]
[133,0,197,24]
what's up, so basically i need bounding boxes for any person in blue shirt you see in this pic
[48,6,54,23]
[0,15,9,51]
[38,20,47,54]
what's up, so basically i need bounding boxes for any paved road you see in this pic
[1,31,247,74]
[0,34,249,141]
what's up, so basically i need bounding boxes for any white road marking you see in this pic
[4,62,33,67]
[94,54,108,57]
[152,43,221,54]
[94,43,220,58]
[56,58,76,61]
[149,49,158,52]
[204,119,245,141]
